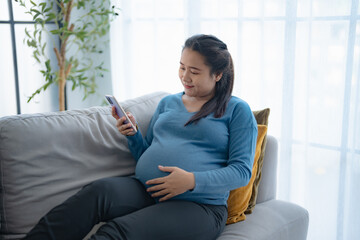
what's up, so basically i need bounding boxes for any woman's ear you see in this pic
[215,72,223,82]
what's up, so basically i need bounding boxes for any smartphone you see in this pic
[105,95,137,132]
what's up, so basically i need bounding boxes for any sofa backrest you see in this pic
[0,92,168,239]
[256,135,278,204]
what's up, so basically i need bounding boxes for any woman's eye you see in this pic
[191,72,199,75]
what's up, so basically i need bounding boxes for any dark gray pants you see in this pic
[24,177,227,240]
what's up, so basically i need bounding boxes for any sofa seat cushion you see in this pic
[218,199,309,240]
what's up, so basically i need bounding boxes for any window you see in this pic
[110,0,360,239]
[0,0,59,117]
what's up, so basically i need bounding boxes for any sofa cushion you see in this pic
[226,125,267,224]
[218,200,309,240]
[0,91,168,238]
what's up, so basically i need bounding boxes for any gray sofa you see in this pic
[0,91,309,240]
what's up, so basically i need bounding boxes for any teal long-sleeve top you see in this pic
[127,92,257,206]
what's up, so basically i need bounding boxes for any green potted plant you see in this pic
[17,0,118,111]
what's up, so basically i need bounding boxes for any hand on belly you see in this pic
[145,165,195,202]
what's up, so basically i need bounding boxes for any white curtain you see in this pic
[110,0,360,239]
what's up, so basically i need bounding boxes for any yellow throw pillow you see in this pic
[226,125,268,224]
[246,108,270,214]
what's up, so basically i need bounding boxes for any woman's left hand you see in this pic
[146,165,195,202]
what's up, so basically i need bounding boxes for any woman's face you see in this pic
[179,48,221,100]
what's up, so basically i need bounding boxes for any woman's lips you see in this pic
[184,85,194,89]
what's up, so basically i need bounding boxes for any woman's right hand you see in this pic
[111,106,137,136]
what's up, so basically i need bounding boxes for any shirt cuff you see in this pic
[192,171,207,193]
[126,129,142,143]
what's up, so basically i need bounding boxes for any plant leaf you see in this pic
[25,28,31,38]
[41,42,47,55]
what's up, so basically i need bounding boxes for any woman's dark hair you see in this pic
[183,34,234,126]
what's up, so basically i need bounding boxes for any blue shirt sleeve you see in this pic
[126,100,163,161]
[191,102,258,194]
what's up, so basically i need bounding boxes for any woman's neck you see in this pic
[182,94,212,112]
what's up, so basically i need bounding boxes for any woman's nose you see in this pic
[182,70,191,82]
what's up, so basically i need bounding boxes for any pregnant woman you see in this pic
[24,34,257,240]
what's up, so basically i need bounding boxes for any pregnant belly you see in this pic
[135,149,171,187]
[135,144,196,187]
